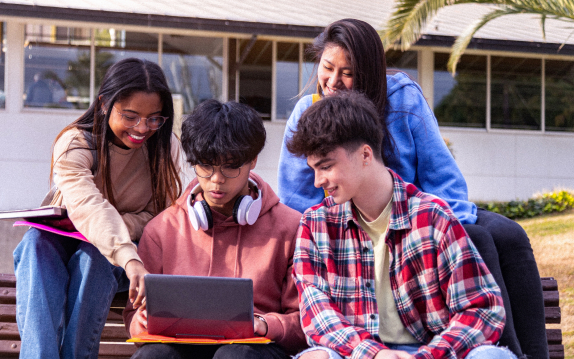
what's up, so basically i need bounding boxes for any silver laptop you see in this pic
[145,274,254,339]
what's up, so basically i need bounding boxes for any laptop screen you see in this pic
[145,274,255,339]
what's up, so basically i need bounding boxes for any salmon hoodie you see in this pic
[123,172,307,354]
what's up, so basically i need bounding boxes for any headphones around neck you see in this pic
[187,178,263,231]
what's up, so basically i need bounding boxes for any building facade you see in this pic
[1,1,573,213]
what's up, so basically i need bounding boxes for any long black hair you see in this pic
[51,58,181,212]
[307,18,395,163]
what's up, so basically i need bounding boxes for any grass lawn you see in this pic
[517,210,574,359]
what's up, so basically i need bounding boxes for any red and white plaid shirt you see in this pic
[293,169,505,359]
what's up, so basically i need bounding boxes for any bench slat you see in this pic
[0,340,136,358]
[549,344,565,359]
[0,340,19,356]
[0,322,19,340]
[98,342,137,357]
[0,304,126,324]
[101,326,129,341]
[544,290,560,307]
[0,275,16,288]
[0,288,16,305]
[541,277,558,291]
[545,307,561,324]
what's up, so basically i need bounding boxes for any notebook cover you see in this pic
[13,221,89,242]
[128,331,271,345]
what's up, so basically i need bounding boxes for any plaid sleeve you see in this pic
[293,221,387,359]
[415,218,506,359]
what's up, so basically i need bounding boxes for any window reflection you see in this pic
[276,42,299,120]
[238,39,272,120]
[491,56,541,130]
[24,25,91,109]
[162,35,223,114]
[95,30,159,91]
[545,59,574,132]
[386,50,418,82]
[434,53,486,128]
[1,23,4,109]
[300,43,316,98]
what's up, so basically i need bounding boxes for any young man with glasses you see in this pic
[287,92,516,359]
[123,99,307,359]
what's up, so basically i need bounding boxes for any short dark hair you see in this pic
[181,100,266,166]
[287,91,383,161]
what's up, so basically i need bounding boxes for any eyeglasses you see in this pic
[193,163,243,179]
[113,106,168,131]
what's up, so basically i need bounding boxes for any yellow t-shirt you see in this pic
[357,200,418,344]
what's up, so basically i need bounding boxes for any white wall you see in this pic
[2,116,574,211]
[0,111,81,210]
[441,128,574,202]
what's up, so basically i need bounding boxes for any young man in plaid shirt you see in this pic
[286,91,517,359]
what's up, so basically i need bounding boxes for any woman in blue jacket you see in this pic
[278,18,546,358]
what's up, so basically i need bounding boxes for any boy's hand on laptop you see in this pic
[125,259,149,309]
[374,349,415,359]
[254,315,268,337]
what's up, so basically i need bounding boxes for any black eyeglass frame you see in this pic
[192,163,244,179]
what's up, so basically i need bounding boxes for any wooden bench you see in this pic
[0,273,136,358]
[0,274,565,358]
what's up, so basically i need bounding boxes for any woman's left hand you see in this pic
[125,259,149,309]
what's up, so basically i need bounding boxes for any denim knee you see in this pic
[466,345,518,359]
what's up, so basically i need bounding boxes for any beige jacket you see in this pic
[47,128,189,269]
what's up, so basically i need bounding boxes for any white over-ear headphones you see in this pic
[187,178,263,231]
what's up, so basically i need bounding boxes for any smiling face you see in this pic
[107,91,163,149]
[307,146,365,205]
[317,45,354,96]
[196,158,257,217]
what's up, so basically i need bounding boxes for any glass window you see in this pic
[162,35,223,114]
[434,53,487,128]
[301,43,317,97]
[545,59,574,132]
[24,25,91,109]
[386,50,418,82]
[95,30,159,89]
[238,39,272,120]
[0,22,5,109]
[491,56,541,130]
[276,42,299,120]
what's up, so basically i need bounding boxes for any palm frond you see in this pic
[381,0,506,50]
[447,7,523,74]
[382,0,574,74]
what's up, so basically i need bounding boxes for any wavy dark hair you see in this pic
[51,58,181,212]
[287,91,383,160]
[181,99,266,166]
[307,18,395,163]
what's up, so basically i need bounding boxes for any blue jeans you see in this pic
[295,343,518,359]
[13,228,129,359]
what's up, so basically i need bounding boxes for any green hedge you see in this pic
[475,190,574,220]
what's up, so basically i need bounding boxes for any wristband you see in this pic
[254,314,268,336]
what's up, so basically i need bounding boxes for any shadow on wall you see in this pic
[0,221,27,274]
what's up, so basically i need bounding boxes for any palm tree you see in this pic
[381,0,574,74]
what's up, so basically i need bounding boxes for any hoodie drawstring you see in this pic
[207,226,215,277]
[234,226,242,278]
